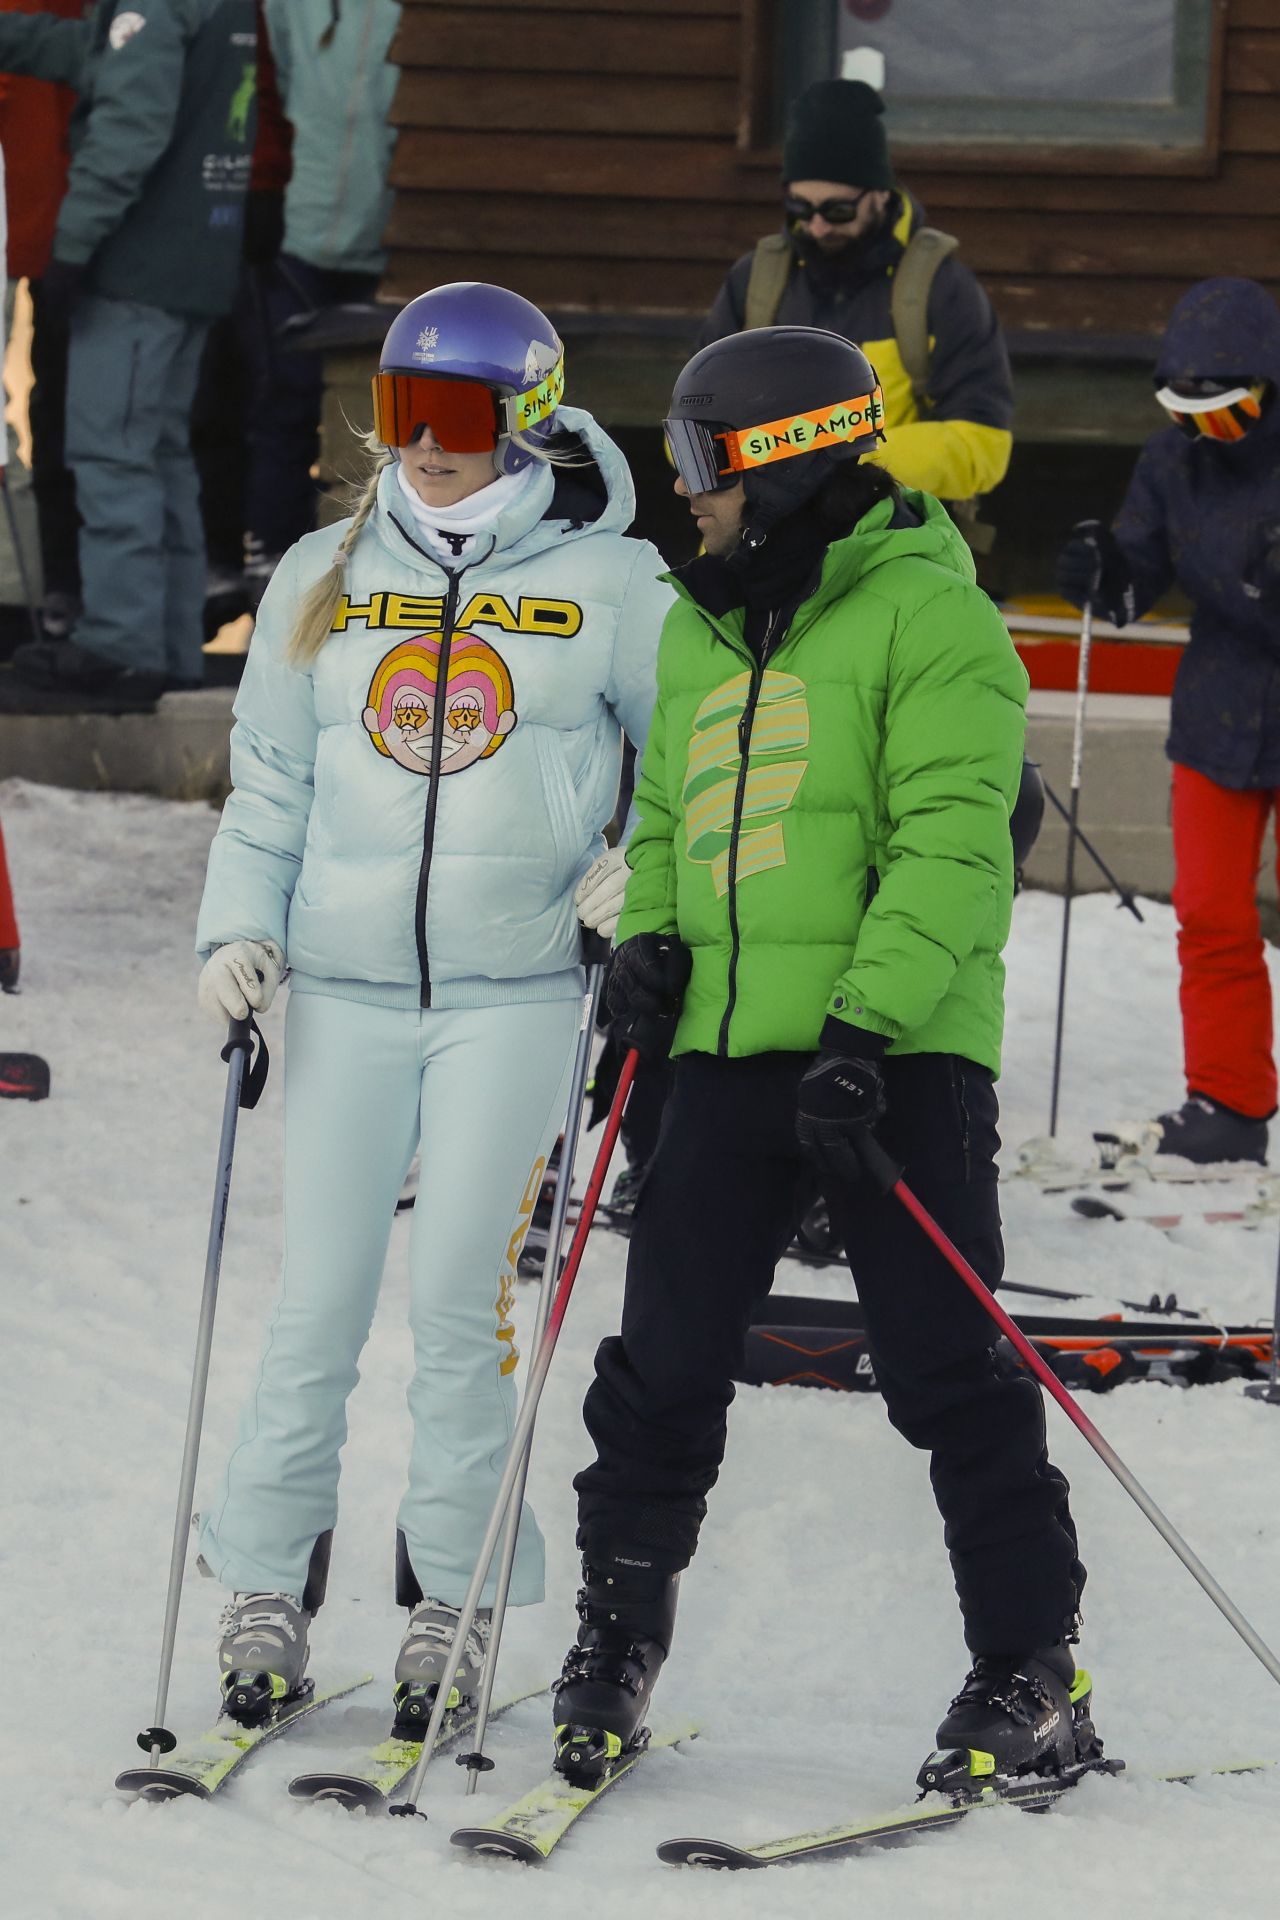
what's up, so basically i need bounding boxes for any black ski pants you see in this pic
[575,1050,1086,1656]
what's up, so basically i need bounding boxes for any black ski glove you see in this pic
[796,1022,889,1182]
[607,933,692,1062]
[1054,519,1136,627]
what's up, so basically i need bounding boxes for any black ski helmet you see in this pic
[664,326,886,542]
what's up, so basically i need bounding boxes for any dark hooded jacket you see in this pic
[1110,277,1280,788]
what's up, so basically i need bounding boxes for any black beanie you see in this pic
[781,80,894,191]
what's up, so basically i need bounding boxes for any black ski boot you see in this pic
[600,1157,649,1228]
[919,1644,1105,1797]
[552,1555,679,1784]
[1154,1095,1268,1166]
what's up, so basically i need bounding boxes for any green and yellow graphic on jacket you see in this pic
[616,491,1028,1072]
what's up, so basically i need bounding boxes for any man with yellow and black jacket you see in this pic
[699,79,1013,513]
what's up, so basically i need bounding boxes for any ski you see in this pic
[288,1682,548,1809]
[656,1754,1274,1870]
[1009,1134,1266,1197]
[1071,1191,1279,1231]
[450,1721,698,1864]
[114,1673,373,1801]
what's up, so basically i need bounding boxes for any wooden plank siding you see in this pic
[384,0,1280,341]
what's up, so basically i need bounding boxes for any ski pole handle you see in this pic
[581,926,612,969]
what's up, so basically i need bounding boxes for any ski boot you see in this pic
[599,1157,648,1231]
[1153,1095,1268,1167]
[392,1600,491,1736]
[918,1644,1106,1799]
[552,1554,679,1785]
[217,1592,312,1725]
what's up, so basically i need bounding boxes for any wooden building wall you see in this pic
[384,0,1280,343]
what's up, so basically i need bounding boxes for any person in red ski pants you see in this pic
[1172,768,1280,1125]
[1057,278,1280,1167]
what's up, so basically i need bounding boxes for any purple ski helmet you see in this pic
[376,282,565,476]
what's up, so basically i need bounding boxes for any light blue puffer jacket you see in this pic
[197,409,670,1008]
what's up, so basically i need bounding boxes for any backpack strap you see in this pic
[890,225,959,402]
[743,233,793,332]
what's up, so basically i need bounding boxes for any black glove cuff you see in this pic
[819,1016,891,1058]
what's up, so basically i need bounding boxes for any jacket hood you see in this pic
[373,404,637,570]
[1155,278,1280,387]
[824,487,977,595]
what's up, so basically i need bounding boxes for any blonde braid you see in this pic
[286,445,394,666]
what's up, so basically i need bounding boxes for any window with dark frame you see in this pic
[769,0,1219,161]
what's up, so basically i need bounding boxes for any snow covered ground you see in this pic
[4,776,1280,1920]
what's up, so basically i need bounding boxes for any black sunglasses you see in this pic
[784,190,872,227]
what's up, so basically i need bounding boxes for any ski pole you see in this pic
[1040,774,1143,924]
[0,467,42,648]
[853,1131,1280,1691]
[1245,1222,1280,1407]
[390,1041,640,1818]
[459,944,609,1793]
[1048,603,1095,1135]
[136,1016,268,1765]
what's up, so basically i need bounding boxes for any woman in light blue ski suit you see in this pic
[193,283,669,1722]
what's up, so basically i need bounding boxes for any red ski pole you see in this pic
[851,1131,1280,1691]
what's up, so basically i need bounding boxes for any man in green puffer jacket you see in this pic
[551,327,1094,1791]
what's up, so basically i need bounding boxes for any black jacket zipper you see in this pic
[388,511,480,1009]
[717,608,781,1057]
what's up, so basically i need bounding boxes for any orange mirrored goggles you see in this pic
[372,372,504,453]
[664,388,886,494]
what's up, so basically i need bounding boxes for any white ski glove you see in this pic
[197,939,285,1025]
[574,846,630,941]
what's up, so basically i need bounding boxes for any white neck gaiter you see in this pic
[394,458,552,562]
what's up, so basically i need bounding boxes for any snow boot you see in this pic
[217,1592,312,1723]
[921,1643,1103,1793]
[552,1554,679,1783]
[1154,1095,1268,1166]
[392,1600,491,1735]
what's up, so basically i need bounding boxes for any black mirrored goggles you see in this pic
[784,189,872,228]
[664,388,886,497]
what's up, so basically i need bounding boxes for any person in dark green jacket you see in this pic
[0,0,256,710]
[551,327,1093,1790]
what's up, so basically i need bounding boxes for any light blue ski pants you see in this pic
[199,990,580,1608]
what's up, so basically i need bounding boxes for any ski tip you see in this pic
[287,1773,384,1811]
[114,1767,210,1802]
[656,1836,763,1870]
[449,1826,546,1864]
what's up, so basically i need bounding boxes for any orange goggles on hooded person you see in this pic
[1155,378,1272,444]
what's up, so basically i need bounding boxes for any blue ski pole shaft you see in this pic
[461,955,607,1791]
[140,1018,253,1766]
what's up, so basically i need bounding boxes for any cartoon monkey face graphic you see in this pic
[362,636,517,776]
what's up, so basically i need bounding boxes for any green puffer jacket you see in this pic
[616,490,1028,1073]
